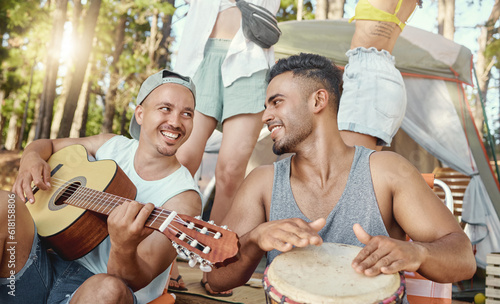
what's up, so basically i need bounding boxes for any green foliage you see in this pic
[277,0,315,22]
[85,97,104,136]
[485,37,500,69]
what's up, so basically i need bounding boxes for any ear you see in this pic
[311,89,329,114]
[135,105,144,126]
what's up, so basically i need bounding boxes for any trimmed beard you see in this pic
[272,121,313,155]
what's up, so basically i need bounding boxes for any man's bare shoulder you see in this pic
[369,150,413,170]
[163,190,201,217]
[245,164,274,184]
[237,164,274,201]
[369,150,425,187]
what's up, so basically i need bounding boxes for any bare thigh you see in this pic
[218,112,264,180]
[177,111,218,176]
[0,190,35,277]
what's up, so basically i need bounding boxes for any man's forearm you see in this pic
[415,232,476,283]
[20,139,54,164]
[107,248,154,291]
[207,233,266,291]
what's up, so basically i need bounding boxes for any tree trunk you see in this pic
[158,0,175,69]
[120,106,128,136]
[102,15,127,133]
[5,97,22,151]
[297,0,304,21]
[328,0,344,19]
[70,61,93,138]
[36,0,68,139]
[0,91,5,147]
[474,0,500,131]
[57,0,101,138]
[79,91,90,138]
[27,97,40,145]
[18,57,37,150]
[316,0,328,20]
[437,0,455,40]
[147,8,160,72]
[50,0,83,138]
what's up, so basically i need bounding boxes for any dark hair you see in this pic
[268,53,343,112]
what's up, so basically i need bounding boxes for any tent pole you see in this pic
[472,64,500,182]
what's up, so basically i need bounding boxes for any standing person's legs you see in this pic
[211,112,263,224]
[199,112,263,297]
[176,112,218,176]
[339,0,420,151]
[173,112,217,292]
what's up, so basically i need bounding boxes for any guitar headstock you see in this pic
[161,214,239,271]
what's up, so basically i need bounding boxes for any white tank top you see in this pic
[76,136,201,304]
[219,0,236,11]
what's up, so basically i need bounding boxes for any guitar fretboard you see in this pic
[64,185,173,231]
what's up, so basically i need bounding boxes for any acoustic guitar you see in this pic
[26,144,239,271]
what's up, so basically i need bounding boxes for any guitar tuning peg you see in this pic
[187,222,195,229]
[208,220,214,224]
[214,232,221,239]
[200,227,208,234]
[199,261,212,273]
[188,258,197,268]
[195,215,202,220]
[176,248,188,260]
[221,225,228,230]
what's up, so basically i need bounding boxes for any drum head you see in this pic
[265,243,402,304]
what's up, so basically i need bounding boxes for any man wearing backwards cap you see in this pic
[0,70,202,304]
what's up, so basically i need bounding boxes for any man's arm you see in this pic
[12,134,115,203]
[352,152,476,283]
[207,165,324,291]
[107,190,201,291]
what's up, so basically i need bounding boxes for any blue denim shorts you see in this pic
[193,38,267,122]
[0,226,137,304]
[338,47,407,146]
[0,226,93,303]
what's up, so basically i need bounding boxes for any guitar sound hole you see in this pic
[54,182,81,206]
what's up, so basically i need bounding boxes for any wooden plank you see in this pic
[488,254,500,265]
[486,287,500,298]
[487,266,500,276]
[487,275,500,287]
[486,299,500,304]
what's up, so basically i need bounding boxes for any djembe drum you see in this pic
[263,243,405,304]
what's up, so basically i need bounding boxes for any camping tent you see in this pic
[267,19,500,268]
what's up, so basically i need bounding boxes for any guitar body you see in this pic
[27,145,137,260]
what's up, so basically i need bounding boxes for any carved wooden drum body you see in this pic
[263,243,405,304]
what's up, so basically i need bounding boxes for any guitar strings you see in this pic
[38,177,217,251]
[44,177,211,251]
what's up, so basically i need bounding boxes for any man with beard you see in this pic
[204,53,476,298]
[0,70,202,304]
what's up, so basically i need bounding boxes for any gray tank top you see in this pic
[267,146,408,303]
[267,146,389,264]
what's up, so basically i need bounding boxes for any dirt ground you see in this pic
[0,149,21,191]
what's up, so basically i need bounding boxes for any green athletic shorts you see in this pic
[192,38,268,122]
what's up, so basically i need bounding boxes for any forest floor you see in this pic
[0,149,21,191]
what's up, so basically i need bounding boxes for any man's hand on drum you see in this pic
[250,218,326,252]
[351,224,425,276]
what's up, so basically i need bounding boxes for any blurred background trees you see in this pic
[0,0,498,157]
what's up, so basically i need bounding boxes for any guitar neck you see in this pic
[64,185,168,231]
[61,181,238,269]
